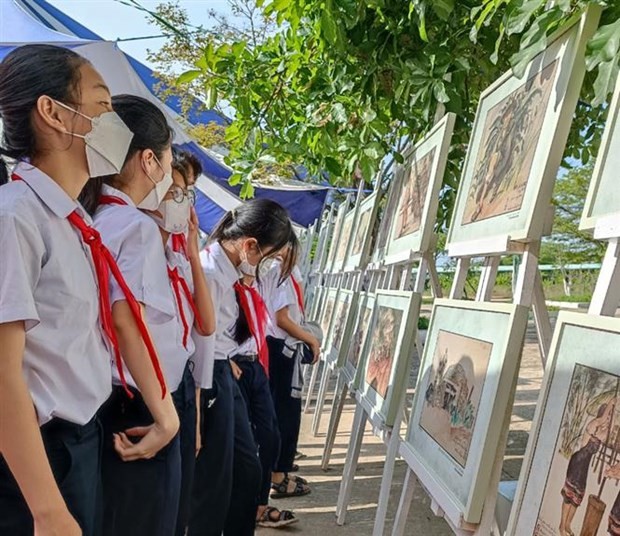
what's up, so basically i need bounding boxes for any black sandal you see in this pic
[270,475,311,499]
[290,463,300,472]
[256,506,298,528]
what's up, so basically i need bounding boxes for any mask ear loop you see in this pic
[52,99,92,140]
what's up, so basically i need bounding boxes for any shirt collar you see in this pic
[13,162,80,219]
[101,184,136,207]
[209,241,241,287]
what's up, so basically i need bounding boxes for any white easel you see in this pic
[588,220,620,317]
[334,249,442,529]
[389,236,552,536]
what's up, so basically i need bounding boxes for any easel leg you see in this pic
[373,422,402,536]
[336,403,368,525]
[391,467,417,536]
[531,269,552,365]
[321,376,348,470]
[312,363,331,436]
[589,237,620,316]
[304,360,321,414]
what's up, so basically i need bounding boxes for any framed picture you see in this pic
[402,299,529,525]
[507,312,620,536]
[324,201,349,273]
[358,290,422,427]
[384,113,456,264]
[308,285,326,323]
[333,206,357,272]
[323,289,359,368]
[446,8,600,256]
[311,207,335,274]
[344,191,380,271]
[581,71,620,237]
[372,165,406,264]
[318,287,338,346]
[342,292,376,389]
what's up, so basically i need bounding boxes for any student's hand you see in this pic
[195,425,202,458]
[187,208,200,260]
[34,507,82,536]
[230,360,243,381]
[113,414,179,461]
[309,337,321,365]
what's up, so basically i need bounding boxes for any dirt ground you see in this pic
[257,309,550,535]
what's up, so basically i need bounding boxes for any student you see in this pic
[231,274,297,528]
[0,44,178,536]
[156,156,216,536]
[80,94,209,536]
[189,200,296,536]
[263,249,320,498]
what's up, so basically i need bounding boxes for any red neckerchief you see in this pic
[12,179,167,398]
[290,275,305,316]
[171,234,188,259]
[168,266,204,349]
[234,281,270,376]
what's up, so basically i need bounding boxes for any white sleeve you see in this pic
[0,211,41,330]
[272,279,296,313]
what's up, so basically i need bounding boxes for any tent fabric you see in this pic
[2,0,328,229]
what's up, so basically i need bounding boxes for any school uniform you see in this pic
[189,242,261,536]
[0,163,112,536]
[261,263,305,474]
[231,284,281,507]
[93,185,186,536]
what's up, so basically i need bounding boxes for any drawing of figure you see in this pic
[560,402,615,536]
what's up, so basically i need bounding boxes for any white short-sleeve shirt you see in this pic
[192,241,240,389]
[93,185,188,392]
[0,163,112,425]
[260,261,303,340]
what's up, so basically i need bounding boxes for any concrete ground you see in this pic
[257,310,550,535]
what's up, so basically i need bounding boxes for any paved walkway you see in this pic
[258,311,549,535]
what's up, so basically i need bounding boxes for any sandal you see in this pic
[256,506,298,528]
[288,473,307,485]
[271,475,311,499]
[290,463,299,473]
[295,450,307,460]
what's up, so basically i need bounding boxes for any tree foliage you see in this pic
[143,0,620,226]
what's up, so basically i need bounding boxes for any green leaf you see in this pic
[331,102,347,123]
[432,0,455,21]
[505,0,545,36]
[433,81,450,103]
[321,10,338,45]
[176,69,201,85]
[240,180,255,199]
[394,152,405,164]
[586,19,620,71]
[324,157,343,176]
[228,173,243,186]
[592,59,620,107]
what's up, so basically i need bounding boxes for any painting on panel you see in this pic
[347,305,373,370]
[394,148,436,239]
[352,209,372,256]
[462,60,558,225]
[419,330,493,468]
[365,306,404,399]
[330,294,351,350]
[336,214,354,263]
[320,295,335,336]
[534,364,620,536]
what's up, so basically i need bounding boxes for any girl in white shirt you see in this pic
[80,95,204,536]
[0,45,178,536]
[189,200,296,536]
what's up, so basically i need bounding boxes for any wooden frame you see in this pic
[581,68,620,239]
[324,201,349,273]
[402,299,529,525]
[446,8,600,257]
[372,165,407,264]
[358,290,421,427]
[384,113,456,265]
[333,205,358,272]
[507,312,620,535]
[323,288,359,368]
[345,191,381,271]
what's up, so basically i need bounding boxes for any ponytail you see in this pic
[79,177,104,215]
[0,156,8,186]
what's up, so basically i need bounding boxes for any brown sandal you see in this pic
[256,506,298,528]
[270,475,311,499]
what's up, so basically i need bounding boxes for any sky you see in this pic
[47,0,233,66]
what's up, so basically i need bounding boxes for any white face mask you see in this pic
[137,155,174,211]
[55,100,133,178]
[258,258,274,278]
[150,197,190,234]
[238,251,257,277]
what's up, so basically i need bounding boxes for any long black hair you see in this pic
[79,94,174,214]
[211,199,298,281]
[0,44,88,184]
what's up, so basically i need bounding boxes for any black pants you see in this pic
[99,385,181,536]
[173,363,197,536]
[0,417,102,536]
[268,337,302,473]
[189,360,261,536]
[234,357,280,505]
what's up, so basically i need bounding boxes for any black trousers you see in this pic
[0,417,102,536]
[189,360,261,536]
[234,357,281,505]
[99,385,181,536]
[173,363,197,536]
[268,337,302,473]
